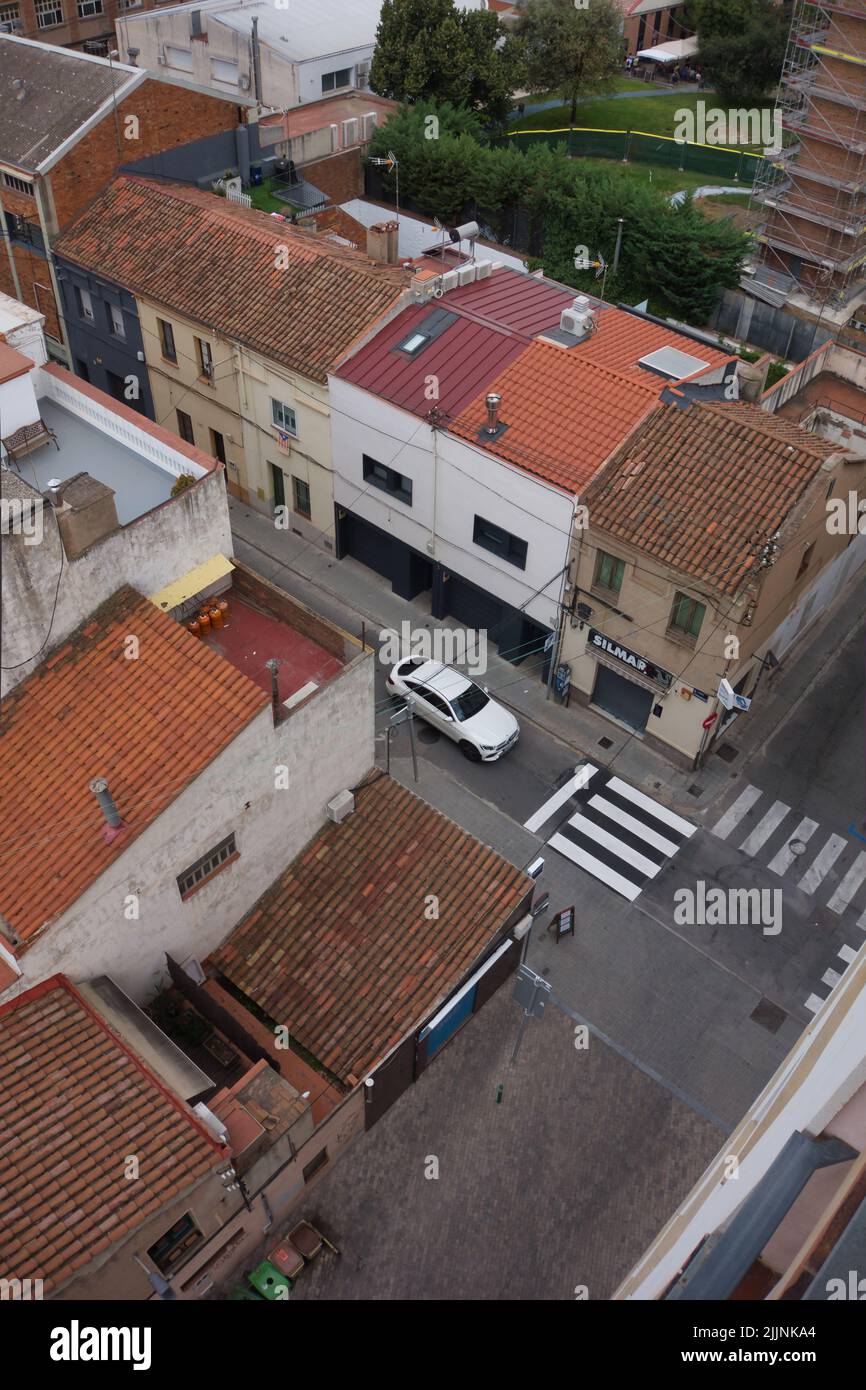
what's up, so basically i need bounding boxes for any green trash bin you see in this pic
[248,1259,291,1300]
[229,1283,265,1301]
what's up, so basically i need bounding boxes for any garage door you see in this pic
[592,664,653,733]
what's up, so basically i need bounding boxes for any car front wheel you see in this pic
[459,741,482,762]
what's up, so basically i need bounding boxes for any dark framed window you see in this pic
[363,454,412,506]
[177,833,237,898]
[158,318,177,364]
[592,550,625,596]
[147,1213,204,1274]
[210,428,226,464]
[106,300,125,339]
[176,410,194,445]
[302,1148,329,1182]
[417,688,453,719]
[196,336,214,381]
[321,68,351,93]
[75,358,90,383]
[2,172,33,196]
[75,285,95,321]
[292,475,311,518]
[271,398,297,434]
[668,591,706,643]
[472,515,528,570]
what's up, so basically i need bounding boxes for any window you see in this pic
[209,428,226,464]
[363,454,412,506]
[302,1148,329,1182]
[668,591,706,643]
[75,286,95,322]
[75,358,90,383]
[592,550,625,597]
[177,833,237,898]
[271,398,297,435]
[398,331,428,355]
[321,68,351,93]
[158,318,177,363]
[176,410,194,445]
[35,0,63,26]
[211,57,239,85]
[796,542,815,580]
[2,172,32,196]
[472,515,528,570]
[147,1213,204,1275]
[292,475,311,518]
[77,0,103,15]
[106,301,125,339]
[419,689,453,719]
[4,212,40,248]
[105,369,126,403]
[165,45,194,72]
[196,336,214,382]
[0,4,21,26]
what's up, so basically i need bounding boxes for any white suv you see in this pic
[385,658,519,762]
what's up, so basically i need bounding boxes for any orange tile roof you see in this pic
[0,975,219,1295]
[584,400,839,596]
[54,176,408,383]
[0,587,268,946]
[449,339,662,493]
[576,307,733,387]
[210,774,530,1084]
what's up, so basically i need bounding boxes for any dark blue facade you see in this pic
[53,256,155,420]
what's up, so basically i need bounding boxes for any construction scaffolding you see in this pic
[749,0,866,310]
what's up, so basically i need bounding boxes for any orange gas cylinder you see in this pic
[198,608,211,634]
[209,604,223,630]
[218,597,229,624]
[187,619,201,638]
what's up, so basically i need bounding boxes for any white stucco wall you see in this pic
[1,650,374,1005]
[1,467,232,696]
[330,377,575,629]
[296,48,373,104]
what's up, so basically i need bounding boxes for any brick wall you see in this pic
[48,78,241,231]
[231,560,355,662]
[303,148,363,205]
[0,244,61,340]
[14,0,161,49]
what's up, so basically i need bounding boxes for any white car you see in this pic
[385,658,519,762]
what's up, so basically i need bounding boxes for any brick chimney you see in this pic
[50,473,119,560]
[367,220,399,265]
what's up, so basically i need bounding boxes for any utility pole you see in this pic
[612,218,625,276]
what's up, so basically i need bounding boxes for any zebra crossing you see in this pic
[711,783,865,1017]
[523,763,697,901]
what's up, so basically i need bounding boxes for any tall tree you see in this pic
[369,0,523,124]
[690,0,788,108]
[516,0,622,125]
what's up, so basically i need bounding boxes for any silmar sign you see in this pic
[588,628,673,689]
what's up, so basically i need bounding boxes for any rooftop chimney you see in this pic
[367,220,399,265]
[484,393,501,435]
[90,778,123,834]
[46,477,63,509]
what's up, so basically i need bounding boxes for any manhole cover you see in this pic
[751,997,788,1034]
[416,725,439,744]
[789,840,806,856]
[715,743,739,764]
[598,736,613,750]
[688,784,704,798]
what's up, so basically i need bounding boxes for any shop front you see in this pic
[586,627,674,735]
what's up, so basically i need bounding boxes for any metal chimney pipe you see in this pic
[90,778,122,828]
[46,478,63,508]
[484,393,502,435]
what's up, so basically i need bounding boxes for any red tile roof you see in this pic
[572,308,733,387]
[0,587,268,946]
[0,341,32,385]
[54,176,408,383]
[210,774,530,1084]
[0,975,220,1295]
[450,339,662,494]
[584,400,839,596]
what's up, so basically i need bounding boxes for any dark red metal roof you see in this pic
[335,268,575,417]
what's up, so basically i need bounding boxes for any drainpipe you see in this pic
[251,17,263,106]
[34,179,72,363]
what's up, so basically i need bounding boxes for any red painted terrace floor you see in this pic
[201,596,342,707]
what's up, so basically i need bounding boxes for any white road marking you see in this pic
[738,800,790,857]
[858,906,866,931]
[712,784,763,840]
[804,994,825,1014]
[588,795,680,857]
[607,777,696,837]
[568,814,662,879]
[523,763,597,833]
[827,851,866,915]
[821,968,842,988]
[797,834,848,896]
[838,944,857,964]
[548,832,641,900]
[767,818,819,876]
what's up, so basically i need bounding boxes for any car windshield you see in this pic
[451,683,489,722]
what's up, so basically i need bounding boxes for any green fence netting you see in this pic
[504,127,765,182]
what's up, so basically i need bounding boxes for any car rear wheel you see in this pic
[459,741,482,762]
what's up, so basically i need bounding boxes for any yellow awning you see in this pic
[149,553,234,613]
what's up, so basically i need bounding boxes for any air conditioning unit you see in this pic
[561,297,597,338]
[440,268,460,293]
[329,122,339,152]
[157,51,167,65]
[361,112,377,141]
[239,73,251,91]
[457,263,476,286]
[341,117,359,147]
[475,260,493,280]
[326,789,355,824]
[356,62,371,88]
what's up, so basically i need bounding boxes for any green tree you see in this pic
[369,0,522,124]
[691,0,788,108]
[516,0,622,125]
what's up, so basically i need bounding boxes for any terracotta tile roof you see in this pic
[450,339,662,493]
[54,176,407,383]
[210,774,530,1084]
[0,587,268,946]
[574,307,733,386]
[0,975,219,1294]
[584,400,839,596]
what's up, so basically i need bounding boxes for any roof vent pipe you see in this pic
[484,393,502,436]
[46,478,63,508]
[90,778,122,829]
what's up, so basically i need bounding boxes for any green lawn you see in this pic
[569,157,750,199]
[248,177,298,214]
[511,92,769,149]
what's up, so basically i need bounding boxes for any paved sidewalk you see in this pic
[229,499,866,821]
